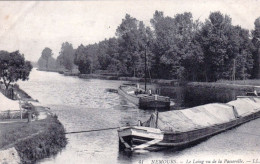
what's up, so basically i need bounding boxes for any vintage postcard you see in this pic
[0,0,260,164]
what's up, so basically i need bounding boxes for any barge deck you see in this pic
[118,96,260,151]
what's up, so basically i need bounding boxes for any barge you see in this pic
[118,84,171,109]
[118,46,171,110]
[118,95,260,151]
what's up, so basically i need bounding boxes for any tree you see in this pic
[74,44,91,74]
[196,12,254,81]
[62,11,258,81]
[252,17,260,78]
[116,14,154,77]
[170,12,202,80]
[116,14,142,76]
[150,11,202,80]
[38,56,56,70]
[135,22,154,78]
[229,26,254,80]
[97,39,111,70]
[57,42,76,71]
[38,47,56,70]
[196,12,233,81]
[74,44,100,74]
[0,50,32,89]
[41,47,53,69]
[103,38,122,74]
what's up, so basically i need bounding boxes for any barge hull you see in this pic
[118,109,260,151]
[118,87,170,109]
[118,87,139,105]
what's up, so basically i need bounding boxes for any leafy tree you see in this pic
[197,12,233,81]
[74,44,89,74]
[40,48,53,69]
[0,50,32,89]
[197,12,254,81]
[252,17,260,78]
[38,56,56,70]
[60,11,258,81]
[116,14,140,76]
[151,11,202,80]
[57,42,76,71]
[74,44,100,74]
[97,39,111,70]
[170,12,202,80]
[116,14,154,77]
[85,44,100,73]
[182,38,204,81]
[150,11,174,79]
[38,47,56,70]
[229,26,254,80]
[105,38,121,72]
[135,22,155,78]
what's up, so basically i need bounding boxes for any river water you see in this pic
[18,69,260,164]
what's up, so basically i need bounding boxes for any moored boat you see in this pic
[118,44,171,110]
[118,95,260,151]
[118,84,171,109]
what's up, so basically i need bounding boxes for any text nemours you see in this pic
[139,158,260,164]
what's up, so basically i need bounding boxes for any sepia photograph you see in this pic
[0,0,260,163]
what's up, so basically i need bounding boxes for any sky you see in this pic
[0,0,260,62]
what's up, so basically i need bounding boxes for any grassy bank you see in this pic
[184,82,254,107]
[79,73,180,86]
[37,68,60,73]
[79,73,118,80]
[0,85,67,163]
[217,79,260,86]
[0,114,67,163]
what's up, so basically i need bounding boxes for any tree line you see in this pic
[38,11,260,82]
[38,42,77,72]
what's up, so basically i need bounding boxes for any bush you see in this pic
[15,116,67,163]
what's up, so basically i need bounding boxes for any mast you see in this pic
[155,110,158,128]
[144,45,147,92]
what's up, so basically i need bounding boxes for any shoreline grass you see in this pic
[0,85,67,163]
[184,82,254,107]
[0,114,67,163]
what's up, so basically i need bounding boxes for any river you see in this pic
[18,69,260,164]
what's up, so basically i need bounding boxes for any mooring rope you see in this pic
[65,126,120,134]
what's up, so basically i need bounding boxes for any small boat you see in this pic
[118,83,170,109]
[118,94,260,151]
[105,88,118,93]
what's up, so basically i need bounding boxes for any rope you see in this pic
[65,126,120,134]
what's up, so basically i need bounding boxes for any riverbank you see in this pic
[76,72,260,108]
[78,73,180,86]
[37,68,80,76]
[0,86,67,163]
[36,68,180,86]
[183,82,256,107]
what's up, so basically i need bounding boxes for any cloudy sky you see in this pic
[0,0,260,62]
